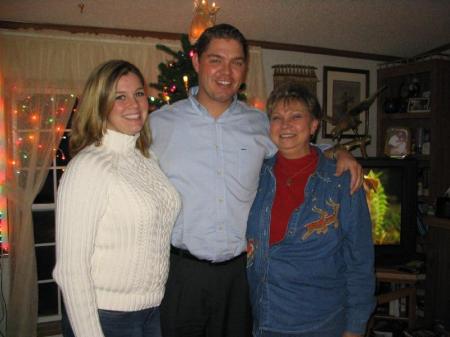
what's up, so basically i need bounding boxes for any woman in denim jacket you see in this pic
[246,82,375,337]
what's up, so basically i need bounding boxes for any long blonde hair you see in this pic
[70,60,151,157]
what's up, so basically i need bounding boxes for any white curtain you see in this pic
[0,28,267,336]
[0,29,267,101]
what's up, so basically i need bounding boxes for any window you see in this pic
[33,129,71,322]
[11,92,74,323]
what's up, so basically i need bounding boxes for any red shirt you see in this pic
[269,148,318,245]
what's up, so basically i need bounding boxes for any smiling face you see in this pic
[269,99,320,159]
[192,38,247,117]
[106,73,149,136]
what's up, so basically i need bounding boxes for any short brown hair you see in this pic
[266,81,322,121]
[195,23,248,61]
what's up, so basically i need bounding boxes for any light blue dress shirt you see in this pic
[150,87,276,262]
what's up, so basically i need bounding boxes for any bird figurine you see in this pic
[323,85,387,141]
[340,135,372,158]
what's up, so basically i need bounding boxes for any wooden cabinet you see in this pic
[376,59,450,203]
[377,59,450,328]
[423,216,450,327]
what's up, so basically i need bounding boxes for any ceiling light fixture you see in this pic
[188,0,220,44]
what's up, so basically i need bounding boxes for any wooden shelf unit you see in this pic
[376,59,450,203]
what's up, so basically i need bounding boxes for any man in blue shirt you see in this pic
[150,23,363,337]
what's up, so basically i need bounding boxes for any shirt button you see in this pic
[218,197,223,203]
[217,169,223,176]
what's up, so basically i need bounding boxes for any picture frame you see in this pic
[407,97,430,113]
[384,127,411,158]
[322,66,370,139]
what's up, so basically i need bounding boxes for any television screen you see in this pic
[363,166,403,245]
[357,157,417,266]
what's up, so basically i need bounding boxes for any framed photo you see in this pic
[322,66,370,139]
[407,97,430,113]
[384,127,411,158]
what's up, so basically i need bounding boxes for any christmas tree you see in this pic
[149,34,197,108]
[149,34,246,109]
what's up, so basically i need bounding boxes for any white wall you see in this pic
[261,49,381,157]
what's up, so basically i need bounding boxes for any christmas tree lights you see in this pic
[149,35,198,109]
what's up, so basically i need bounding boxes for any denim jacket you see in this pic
[246,149,375,334]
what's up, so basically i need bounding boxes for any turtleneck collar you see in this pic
[102,129,139,153]
[276,147,318,176]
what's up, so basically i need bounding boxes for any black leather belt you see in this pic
[170,245,245,265]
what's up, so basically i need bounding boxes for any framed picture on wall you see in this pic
[322,66,370,139]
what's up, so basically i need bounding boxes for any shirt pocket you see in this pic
[237,145,265,192]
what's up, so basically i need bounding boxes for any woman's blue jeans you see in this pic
[62,306,161,337]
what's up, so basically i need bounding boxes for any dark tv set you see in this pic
[357,157,418,266]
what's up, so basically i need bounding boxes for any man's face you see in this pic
[192,38,247,112]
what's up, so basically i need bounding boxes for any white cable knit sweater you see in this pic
[53,129,181,337]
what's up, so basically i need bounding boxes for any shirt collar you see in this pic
[188,86,239,118]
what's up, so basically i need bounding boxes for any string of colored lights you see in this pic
[10,94,70,174]
[1,93,73,256]
[0,75,7,256]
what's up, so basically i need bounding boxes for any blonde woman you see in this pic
[53,60,181,337]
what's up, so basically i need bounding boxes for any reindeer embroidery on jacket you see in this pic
[246,239,256,267]
[302,199,340,240]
